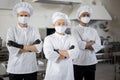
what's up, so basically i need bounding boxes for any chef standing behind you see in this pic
[6,2,42,80]
[43,12,79,80]
[71,5,103,80]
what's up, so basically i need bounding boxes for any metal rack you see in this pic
[113,52,120,80]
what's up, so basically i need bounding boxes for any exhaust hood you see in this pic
[69,5,112,20]
[33,0,112,20]
[33,0,82,4]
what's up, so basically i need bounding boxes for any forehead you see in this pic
[55,19,66,23]
[80,12,90,16]
[17,11,29,15]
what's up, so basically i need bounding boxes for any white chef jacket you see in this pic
[43,32,79,80]
[71,24,103,65]
[6,25,42,74]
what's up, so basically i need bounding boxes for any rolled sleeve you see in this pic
[78,41,86,50]
[7,46,20,56]
[34,42,42,53]
[45,50,60,62]
[33,28,43,53]
[92,30,103,52]
[71,27,87,50]
[92,44,103,53]
[6,28,20,56]
[43,37,60,62]
[67,37,79,59]
[67,49,79,59]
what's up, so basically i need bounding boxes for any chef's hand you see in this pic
[58,54,66,60]
[58,50,69,57]
[23,45,38,52]
[26,39,41,52]
[19,49,28,53]
[85,40,95,51]
[7,40,24,49]
[20,39,41,52]
[90,40,95,44]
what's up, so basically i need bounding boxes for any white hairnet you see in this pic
[13,2,33,16]
[52,12,71,26]
[76,5,93,19]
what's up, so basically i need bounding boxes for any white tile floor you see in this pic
[97,63,120,80]
[96,63,115,80]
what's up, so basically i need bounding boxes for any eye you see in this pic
[83,14,86,17]
[20,15,24,17]
[24,15,28,17]
[87,14,90,17]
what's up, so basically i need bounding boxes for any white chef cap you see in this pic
[52,12,71,26]
[13,2,33,16]
[76,5,93,19]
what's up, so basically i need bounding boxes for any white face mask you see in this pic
[55,26,67,34]
[80,17,90,24]
[18,17,30,24]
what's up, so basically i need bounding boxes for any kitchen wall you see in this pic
[101,0,120,42]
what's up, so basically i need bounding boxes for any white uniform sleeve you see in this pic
[71,27,86,50]
[6,28,20,56]
[67,36,79,59]
[33,28,43,53]
[43,37,60,62]
[92,30,103,52]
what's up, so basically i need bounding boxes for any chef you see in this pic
[43,12,79,80]
[6,2,42,80]
[71,5,103,80]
